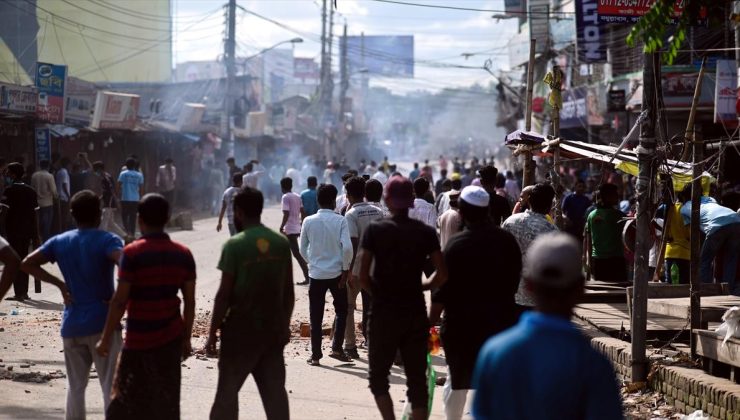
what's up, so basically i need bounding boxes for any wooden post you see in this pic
[523,39,536,187]
[690,57,708,357]
[546,65,564,228]
[632,52,659,384]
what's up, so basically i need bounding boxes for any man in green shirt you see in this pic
[584,183,627,282]
[207,187,294,420]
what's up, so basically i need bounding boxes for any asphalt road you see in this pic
[0,204,466,419]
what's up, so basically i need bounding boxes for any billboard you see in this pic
[714,59,737,124]
[597,0,693,23]
[345,36,414,78]
[529,0,550,55]
[91,91,140,130]
[0,84,37,115]
[65,77,96,126]
[35,127,51,167]
[576,0,607,63]
[36,62,66,123]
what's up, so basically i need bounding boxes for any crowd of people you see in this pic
[2,149,740,419]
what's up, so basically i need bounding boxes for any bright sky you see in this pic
[172,0,519,93]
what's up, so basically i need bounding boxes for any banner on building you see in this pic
[34,127,51,166]
[529,0,549,55]
[65,77,97,126]
[560,86,604,129]
[597,0,705,23]
[607,90,626,112]
[91,91,140,130]
[714,59,738,124]
[0,84,37,115]
[35,62,67,123]
[576,0,606,63]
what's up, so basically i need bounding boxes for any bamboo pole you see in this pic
[523,39,536,188]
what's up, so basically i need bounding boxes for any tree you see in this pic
[627,0,731,64]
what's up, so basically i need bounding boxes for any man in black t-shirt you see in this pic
[430,186,522,418]
[478,165,511,226]
[359,175,447,420]
[2,163,40,301]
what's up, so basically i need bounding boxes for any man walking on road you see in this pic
[3,162,40,301]
[359,176,447,420]
[117,158,144,238]
[584,183,627,283]
[409,177,438,229]
[472,233,622,420]
[300,176,319,218]
[31,159,58,242]
[217,173,243,236]
[478,165,511,226]
[97,194,196,419]
[21,191,124,419]
[280,177,310,285]
[93,162,128,240]
[207,187,293,420]
[156,158,177,207]
[343,176,384,358]
[300,184,354,365]
[55,157,72,232]
[502,183,557,308]
[430,186,522,419]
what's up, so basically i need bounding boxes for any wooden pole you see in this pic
[523,39,536,188]
[690,57,708,358]
[632,52,659,384]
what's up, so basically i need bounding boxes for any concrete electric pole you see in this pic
[223,0,237,155]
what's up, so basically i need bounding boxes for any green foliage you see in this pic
[626,0,689,65]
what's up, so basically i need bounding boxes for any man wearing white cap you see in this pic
[471,233,622,420]
[431,186,522,420]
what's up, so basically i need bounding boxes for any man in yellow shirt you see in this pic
[657,201,691,284]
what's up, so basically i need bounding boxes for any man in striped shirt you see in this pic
[96,193,196,419]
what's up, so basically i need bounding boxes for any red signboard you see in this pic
[597,0,704,23]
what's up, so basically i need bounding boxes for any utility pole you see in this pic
[223,0,237,156]
[631,52,659,384]
[523,38,536,188]
[326,4,335,159]
[546,64,564,228]
[339,23,349,155]
[689,58,708,357]
[319,0,328,155]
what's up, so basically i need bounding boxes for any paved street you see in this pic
[0,204,460,419]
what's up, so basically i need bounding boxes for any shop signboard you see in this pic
[35,127,51,167]
[576,0,607,63]
[35,62,67,123]
[91,91,140,130]
[0,84,37,114]
[714,59,737,124]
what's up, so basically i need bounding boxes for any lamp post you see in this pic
[240,38,304,109]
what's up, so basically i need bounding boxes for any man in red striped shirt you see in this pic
[96,193,196,419]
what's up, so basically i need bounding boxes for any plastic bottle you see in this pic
[428,326,441,355]
[671,263,680,285]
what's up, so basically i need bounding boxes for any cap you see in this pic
[471,178,481,187]
[524,233,584,289]
[460,186,489,208]
[384,176,415,210]
[448,189,461,198]
[450,173,462,181]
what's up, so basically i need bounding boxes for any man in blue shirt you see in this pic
[472,232,622,420]
[300,176,319,218]
[118,158,145,238]
[680,186,740,291]
[21,190,124,419]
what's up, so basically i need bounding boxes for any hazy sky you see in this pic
[172,0,519,92]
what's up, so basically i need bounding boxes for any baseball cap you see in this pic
[524,232,584,288]
[460,186,489,208]
[384,176,415,210]
[450,173,462,181]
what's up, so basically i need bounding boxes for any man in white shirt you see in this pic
[242,162,264,190]
[280,177,309,285]
[285,164,302,191]
[300,184,354,366]
[372,168,388,186]
[155,158,177,206]
[55,158,72,232]
[343,176,385,359]
[31,160,58,242]
[217,173,243,236]
[409,177,438,229]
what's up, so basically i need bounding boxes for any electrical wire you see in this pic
[368,0,576,15]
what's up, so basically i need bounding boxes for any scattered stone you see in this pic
[24,390,30,394]
[7,366,13,371]
[19,364,30,368]
[206,366,213,369]
[21,343,27,346]
[90,374,98,379]
[0,327,4,332]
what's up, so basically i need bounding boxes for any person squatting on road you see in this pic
[21,190,124,419]
[359,175,447,420]
[207,187,294,420]
[96,193,196,419]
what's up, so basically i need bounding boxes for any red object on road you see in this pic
[428,326,441,355]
